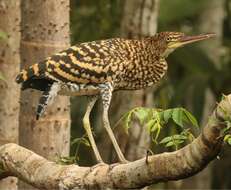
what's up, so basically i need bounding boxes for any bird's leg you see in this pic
[83,96,103,163]
[99,83,128,163]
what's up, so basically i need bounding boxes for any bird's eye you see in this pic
[166,37,171,42]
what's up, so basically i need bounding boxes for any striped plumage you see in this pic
[16,33,170,92]
[16,31,215,163]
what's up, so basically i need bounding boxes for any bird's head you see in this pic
[155,32,216,57]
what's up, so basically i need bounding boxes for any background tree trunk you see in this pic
[99,0,159,162]
[19,0,71,189]
[0,0,20,189]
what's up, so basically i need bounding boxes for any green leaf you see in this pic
[151,122,160,132]
[165,139,184,148]
[172,108,185,128]
[71,136,90,147]
[224,134,231,143]
[166,141,175,147]
[160,135,187,144]
[146,119,155,133]
[162,109,173,123]
[124,111,133,133]
[159,136,172,144]
[134,107,150,124]
[71,137,85,145]
[119,106,199,145]
[172,134,188,140]
[173,139,185,145]
[170,108,199,128]
[222,121,231,135]
[181,129,195,142]
[153,122,161,140]
[158,108,199,131]
[71,137,82,145]
[81,138,91,147]
[184,108,199,128]
[228,138,231,145]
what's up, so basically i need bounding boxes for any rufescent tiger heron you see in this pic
[16,32,215,163]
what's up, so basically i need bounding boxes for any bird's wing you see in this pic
[16,38,128,85]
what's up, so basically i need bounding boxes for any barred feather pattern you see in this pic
[16,36,169,93]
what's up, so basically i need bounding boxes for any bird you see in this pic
[16,31,215,163]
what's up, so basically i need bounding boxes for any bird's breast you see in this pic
[115,59,168,90]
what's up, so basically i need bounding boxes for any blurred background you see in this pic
[69,0,231,189]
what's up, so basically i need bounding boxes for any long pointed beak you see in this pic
[168,33,216,49]
[179,33,216,45]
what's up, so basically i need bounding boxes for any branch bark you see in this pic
[0,95,230,190]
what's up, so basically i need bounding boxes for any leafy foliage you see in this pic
[217,96,231,146]
[224,134,231,146]
[57,134,91,165]
[117,107,199,149]
[159,129,195,150]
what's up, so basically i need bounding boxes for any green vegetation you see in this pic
[117,107,198,150]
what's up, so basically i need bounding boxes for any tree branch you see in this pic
[0,95,230,189]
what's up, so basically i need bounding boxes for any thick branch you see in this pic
[0,95,230,189]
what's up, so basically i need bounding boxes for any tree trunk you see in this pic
[0,0,20,189]
[19,0,71,189]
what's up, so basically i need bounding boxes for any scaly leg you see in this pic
[83,96,103,163]
[99,83,128,163]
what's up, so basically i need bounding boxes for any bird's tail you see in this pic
[15,62,47,84]
[36,82,60,120]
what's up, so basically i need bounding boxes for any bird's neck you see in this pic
[142,37,166,58]
[115,38,168,90]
